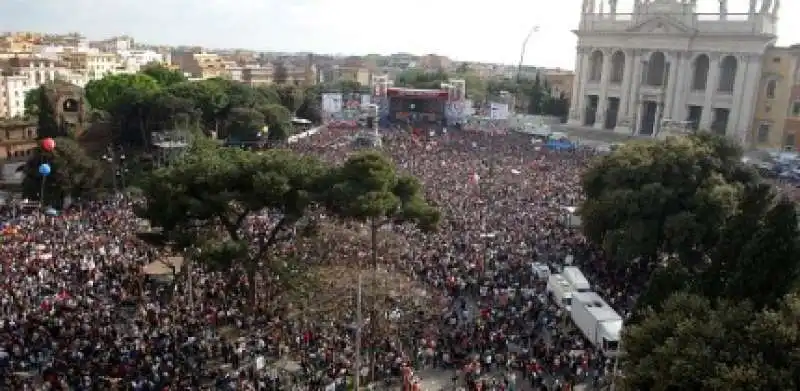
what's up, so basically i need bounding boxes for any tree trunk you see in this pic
[371,217,378,269]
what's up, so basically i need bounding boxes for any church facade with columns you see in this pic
[568,0,780,144]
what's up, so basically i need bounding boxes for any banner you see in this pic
[360,94,371,106]
[322,93,343,114]
[489,102,509,120]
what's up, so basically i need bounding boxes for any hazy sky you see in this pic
[1,0,799,69]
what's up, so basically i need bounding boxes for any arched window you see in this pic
[766,79,777,99]
[610,51,625,83]
[692,54,710,91]
[646,52,666,86]
[589,50,604,82]
[718,56,738,93]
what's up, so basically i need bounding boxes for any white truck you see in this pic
[561,266,592,293]
[546,274,575,310]
[569,292,623,356]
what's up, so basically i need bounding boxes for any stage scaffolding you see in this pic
[151,130,190,168]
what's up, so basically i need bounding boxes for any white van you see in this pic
[546,274,574,310]
[562,266,591,292]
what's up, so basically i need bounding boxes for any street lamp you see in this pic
[516,25,540,113]
[103,145,128,193]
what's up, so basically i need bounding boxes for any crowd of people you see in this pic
[1,124,645,390]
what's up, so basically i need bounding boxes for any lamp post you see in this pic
[103,145,127,194]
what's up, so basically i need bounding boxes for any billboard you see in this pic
[321,93,343,114]
[489,102,510,120]
[361,94,371,106]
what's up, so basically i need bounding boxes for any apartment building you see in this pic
[91,36,135,52]
[319,63,371,86]
[1,57,65,88]
[118,49,165,72]
[540,70,575,100]
[752,46,800,149]
[418,54,452,70]
[0,75,31,119]
[241,64,275,86]
[61,50,121,80]
[0,119,38,161]
[276,61,316,86]
[172,52,228,79]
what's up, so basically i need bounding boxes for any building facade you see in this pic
[784,85,800,151]
[2,57,66,87]
[750,46,800,149]
[569,0,780,145]
[0,119,37,161]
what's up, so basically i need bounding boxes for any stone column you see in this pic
[568,49,584,119]
[616,50,642,134]
[653,103,663,137]
[727,53,749,136]
[663,51,680,120]
[670,51,689,121]
[595,49,614,129]
[735,54,762,145]
[569,47,591,126]
[700,53,721,130]
[618,49,635,119]
[632,101,642,135]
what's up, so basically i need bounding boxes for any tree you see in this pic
[295,88,322,124]
[273,62,288,84]
[324,151,440,269]
[395,69,449,89]
[258,103,293,141]
[274,85,304,115]
[581,132,800,315]
[84,73,162,145]
[21,137,106,206]
[621,292,800,391]
[224,107,265,141]
[137,140,330,306]
[581,134,749,267]
[140,62,187,87]
[166,80,229,131]
[579,134,778,312]
[24,87,41,118]
[706,192,800,309]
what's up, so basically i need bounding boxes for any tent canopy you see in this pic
[142,256,184,275]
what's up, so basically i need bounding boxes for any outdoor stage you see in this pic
[387,88,449,124]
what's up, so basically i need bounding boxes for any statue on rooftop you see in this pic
[609,0,617,14]
[718,0,727,14]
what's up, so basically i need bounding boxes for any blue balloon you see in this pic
[38,163,51,176]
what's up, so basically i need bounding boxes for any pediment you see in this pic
[626,16,694,34]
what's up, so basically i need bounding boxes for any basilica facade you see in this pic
[568,0,781,144]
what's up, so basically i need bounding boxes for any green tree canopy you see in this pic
[21,137,106,205]
[23,87,41,118]
[166,80,229,130]
[140,62,188,87]
[621,292,800,391]
[580,133,799,312]
[258,103,292,141]
[84,73,162,145]
[580,134,751,266]
[225,107,265,141]
[137,140,330,304]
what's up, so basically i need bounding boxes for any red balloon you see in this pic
[41,138,56,152]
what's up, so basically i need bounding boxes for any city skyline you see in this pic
[2,0,800,70]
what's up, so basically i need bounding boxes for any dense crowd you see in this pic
[1,125,644,390]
